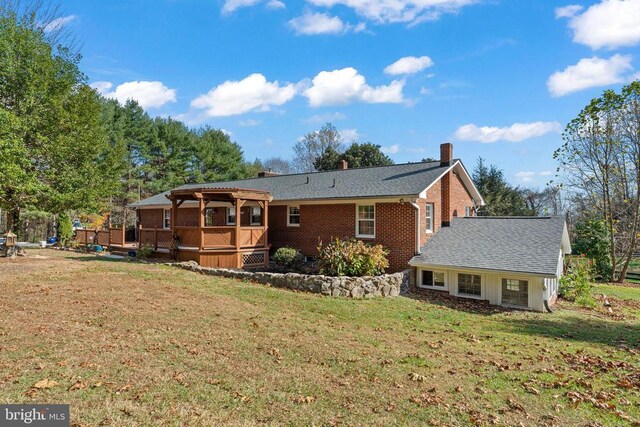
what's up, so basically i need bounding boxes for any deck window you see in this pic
[356,205,375,238]
[425,203,434,232]
[251,206,261,225]
[226,207,236,225]
[204,207,216,227]
[457,273,481,296]
[420,270,446,289]
[287,206,300,226]
[163,209,171,229]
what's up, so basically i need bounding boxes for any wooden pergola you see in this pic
[166,187,273,268]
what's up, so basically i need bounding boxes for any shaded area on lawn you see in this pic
[500,312,640,348]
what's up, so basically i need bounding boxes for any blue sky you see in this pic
[53,0,640,187]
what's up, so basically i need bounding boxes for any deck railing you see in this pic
[74,228,130,247]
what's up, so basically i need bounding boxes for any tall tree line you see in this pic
[0,2,257,235]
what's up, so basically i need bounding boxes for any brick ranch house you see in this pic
[130,143,570,312]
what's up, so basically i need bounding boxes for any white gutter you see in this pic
[409,200,421,254]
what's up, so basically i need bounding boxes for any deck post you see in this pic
[153,227,158,250]
[171,198,178,260]
[263,200,269,267]
[198,196,205,250]
[122,208,126,245]
[235,198,242,267]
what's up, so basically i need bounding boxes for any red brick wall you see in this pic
[450,171,475,219]
[268,202,417,272]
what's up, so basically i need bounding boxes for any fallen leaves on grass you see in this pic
[33,379,57,389]
[294,396,316,404]
[409,372,427,382]
[69,380,87,391]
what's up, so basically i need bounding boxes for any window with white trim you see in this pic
[420,270,446,289]
[226,207,236,225]
[356,205,375,238]
[287,206,300,226]
[163,209,171,229]
[425,203,434,232]
[457,273,481,296]
[465,206,472,217]
[251,206,261,225]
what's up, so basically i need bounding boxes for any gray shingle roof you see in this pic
[410,216,567,276]
[130,160,458,207]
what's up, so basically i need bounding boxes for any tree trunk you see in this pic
[6,208,19,233]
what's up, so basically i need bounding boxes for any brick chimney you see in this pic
[440,142,453,166]
[440,143,453,226]
[338,160,348,170]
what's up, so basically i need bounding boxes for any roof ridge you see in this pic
[181,159,451,188]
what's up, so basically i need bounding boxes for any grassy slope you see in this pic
[0,250,638,426]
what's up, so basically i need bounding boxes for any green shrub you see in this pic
[572,218,612,280]
[273,247,304,271]
[317,238,389,277]
[559,261,596,307]
[137,243,154,260]
[56,212,73,247]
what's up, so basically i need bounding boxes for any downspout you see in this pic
[409,200,421,254]
[542,280,553,313]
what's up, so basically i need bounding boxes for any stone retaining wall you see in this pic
[173,261,409,298]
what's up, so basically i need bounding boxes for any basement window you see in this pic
[420,270,446,289]
[457,273,481,297]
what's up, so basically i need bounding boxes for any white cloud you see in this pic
[304,67,404,106]
[558,0,640,50]
[382,144,400,154]
[384,55,433,75]
[222,0,261,14]
[90,81,113,93]
[515,171,552,183]
[419,87,431,95]
[547,54,634,97]
[43,15,77,33]
[303,112,347,123]
[92,81,177,109]
[222,0,285,14]
[454,121,561,143]
[239,119,262,127]
[554,4,582,18]
[267,0,286,8]
[190,73,297,117]
[306,0,477,25]
[341,128,360,141]
[289,12,347,35]
[515,171,536,183]
[288,11,364,35]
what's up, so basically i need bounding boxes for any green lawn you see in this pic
[0,250,638,426]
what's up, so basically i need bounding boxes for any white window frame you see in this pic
[418,268,447,290]
[226,207,236,225]
[456,272,483,299]
[250,206,261,225]
[425,203,434,233]
[287,205,300,227]
[465,206,472,217]
[356,204,375,238]
[163,209,171,229]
